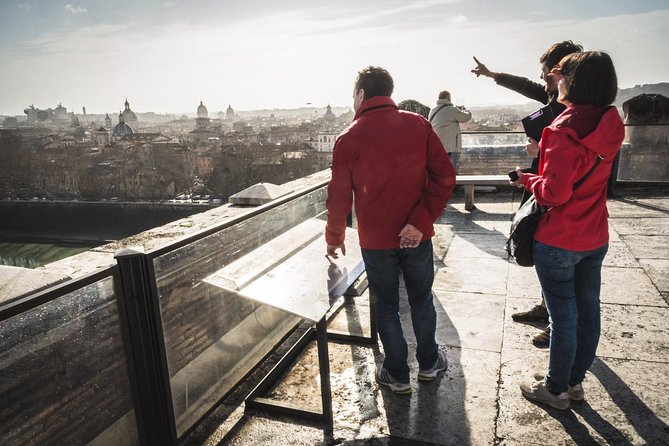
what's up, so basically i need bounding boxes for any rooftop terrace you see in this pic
[181,187,669,446]
[1,123,668,445]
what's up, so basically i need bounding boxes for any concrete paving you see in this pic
[186,188,669,446]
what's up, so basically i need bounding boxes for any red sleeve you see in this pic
[520,129,587,207]
[407,124,456,234]
[325,137,353,246]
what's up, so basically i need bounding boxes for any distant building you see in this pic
[24,104,67,124]
[314,132,337,152]
[104,113,112,128]
[3,117,18,128]
[121,98,139,130]
[323,104,336,122]
[96,127,110,146]
[54,103,68,122]
[69,112,80,128]
[226,104,235,120]
[196,101,210,130]
[112,112,134,140]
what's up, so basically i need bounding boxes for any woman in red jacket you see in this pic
[512,51,625,410]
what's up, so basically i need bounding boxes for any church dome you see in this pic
[113,112,134,137]
[122,98,138,123]
[197,101,208,118]
[226,104,235,119]
[323,104,336,121]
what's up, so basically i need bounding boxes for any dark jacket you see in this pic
[325,96,456,249]
[495,73,566,117]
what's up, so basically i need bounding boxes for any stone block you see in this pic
[639,259,669,294]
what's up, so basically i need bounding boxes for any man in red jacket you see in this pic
[325,66,456,395]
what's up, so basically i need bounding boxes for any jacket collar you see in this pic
[354,96,397,121]
[436,99,453,106]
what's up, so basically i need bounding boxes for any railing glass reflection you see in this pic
[152,186,327,437]
[0,273,140,445]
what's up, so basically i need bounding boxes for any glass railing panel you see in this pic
[152,186,326,438]
[0,276,139,445]
[618,124,669,182]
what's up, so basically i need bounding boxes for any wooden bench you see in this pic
[203,218,370,429]
[456,175,510,211]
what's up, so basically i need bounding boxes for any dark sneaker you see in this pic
[533,373,585,401]
[520,380,569,410]
[512,304,549,322]
[417,350,448,382]
[568,383,584,401]
[375,365,411,395]
[532,326,550,348]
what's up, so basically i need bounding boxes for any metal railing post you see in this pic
[114,247,176,446]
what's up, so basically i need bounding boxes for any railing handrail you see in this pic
[147,177,331,259]
[0,265,117,321]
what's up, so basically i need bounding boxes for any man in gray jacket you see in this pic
[428,91,471,172]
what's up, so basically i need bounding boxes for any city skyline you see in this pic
[1,0,668,116]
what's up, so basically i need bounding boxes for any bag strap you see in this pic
[541,155,604,214]
[572,155,604,191]
[429,104,449,123]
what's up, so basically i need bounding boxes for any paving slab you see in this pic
[498,349,669,446]
[440,203,513,235]
[621,235,669,260]
[503,298,550,352]
[598,304,669,362]
[600,266,666,306]
[639,259,669,294]
[444,233,509,261]
[431,290,504,352]
[609,217,669,236]
[435,257,509,296]
[503,300,669,362]
[506,263,542,300]
[603,241,639,267]
[607,197,669,218]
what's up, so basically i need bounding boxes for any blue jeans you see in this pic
[533,241,608,394]
[361,240,438,383]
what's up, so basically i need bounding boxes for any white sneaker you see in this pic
[520,379,569,410]
[534,373,584,400]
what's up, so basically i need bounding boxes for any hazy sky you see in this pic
[1,0,668,116]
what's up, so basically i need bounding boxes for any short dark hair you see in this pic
[354,66,394,100]
[559,51,618,106]
[540,40,583,69]
[438,91,451,101]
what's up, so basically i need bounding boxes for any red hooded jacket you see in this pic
[325,96,456,249]
[519,104,625,251]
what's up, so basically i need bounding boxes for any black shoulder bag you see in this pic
[506,155,604,267]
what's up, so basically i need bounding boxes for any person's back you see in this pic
[332,97,450,248]
[326,66,455,395]
[428,91,471,171]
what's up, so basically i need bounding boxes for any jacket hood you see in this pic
[436,99,453,105]
[554,105,624,158]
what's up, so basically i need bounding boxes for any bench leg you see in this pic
[464,185,475,211]
[316,318,333,431]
